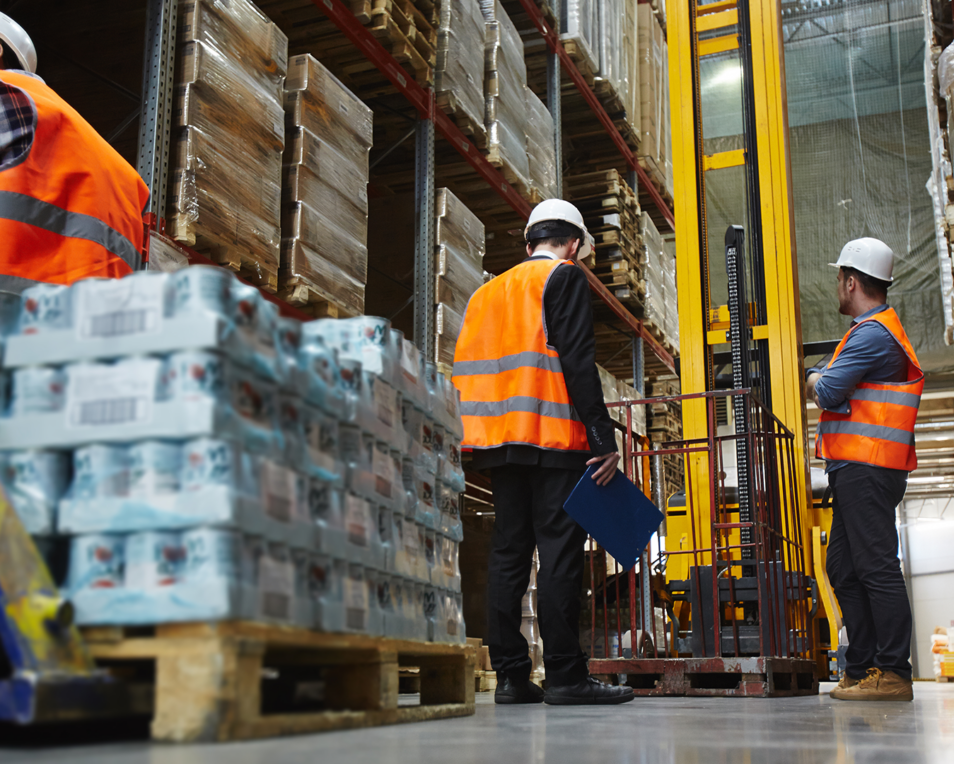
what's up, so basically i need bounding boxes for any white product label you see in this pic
[372,447,393,499]
[401,341,420,380]
[344,494,371,547]
[344,573,368,630]
[77,277,164,340]
[374,382,396,428]
[404,526,420,558]
[261,461,296,523]
[66,362,155,428]
[259,554,294,620]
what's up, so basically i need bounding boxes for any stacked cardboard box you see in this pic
[482,0,531,195]
[561,0,599,76]
[280,55,373,316]
[435,189,486,368]
[168,0,288,291]
[435,0,487,147]
[525,87,558,202]
[637,4,673,200]
[641,212,678,353]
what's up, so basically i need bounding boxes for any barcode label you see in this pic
[65,360,158,430]
[261,461,297,522]
[88,310,151,338]
[73,397,146,426]
[345,494,371,547]
[77,277,164,340]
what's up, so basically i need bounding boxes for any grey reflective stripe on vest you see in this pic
[816,420,914,446]
[0,190,140,270]
[0,273,41,296]
[453,351,563,377]
[460,396,581,422]
[850,387,921,409]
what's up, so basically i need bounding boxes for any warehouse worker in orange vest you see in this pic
[0,13,150,297]
[806,238,922,702]
[453,199,635,706]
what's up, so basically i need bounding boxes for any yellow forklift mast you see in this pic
[667,0,840,677]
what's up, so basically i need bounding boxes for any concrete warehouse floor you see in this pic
[1,683,953,763]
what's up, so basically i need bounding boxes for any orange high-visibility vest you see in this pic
[815,307,923,472]
[452,258,590,453]
[0,70,150,294]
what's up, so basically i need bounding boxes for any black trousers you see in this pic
[827,463,912,680]
[487,464,589,686]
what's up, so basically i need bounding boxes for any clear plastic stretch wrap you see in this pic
[616,378,646,437]
[641,211,677,350]
[596,0,624,100]
[481,0,531,189]
[435,0,487,142]
[561,0,599,73]
[168,0,287,281]
[621,0,639,132]
[524,87,558,202]
[283,55,373,159]
[1,268,467,641]
[281,55,373,315]
[434,189,485,366]
[637,4,669,190]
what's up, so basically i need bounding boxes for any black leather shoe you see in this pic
[544,677,635,705]
[494,676,545,704]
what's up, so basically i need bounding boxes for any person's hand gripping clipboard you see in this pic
[563,465,665,571]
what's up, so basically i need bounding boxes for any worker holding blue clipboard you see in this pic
[453,199,636,707]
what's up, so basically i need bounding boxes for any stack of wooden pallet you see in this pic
[647,377,683,497]
[564,170,645,312]
[167,0,288,292]
[258,0,438,94]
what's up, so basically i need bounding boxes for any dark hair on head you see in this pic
[530,236,573,252]
[841,266,889,300]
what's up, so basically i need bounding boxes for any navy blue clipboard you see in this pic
[563,465,665,571]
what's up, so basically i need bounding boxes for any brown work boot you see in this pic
[828,673,859,699]
[833,668,913,702]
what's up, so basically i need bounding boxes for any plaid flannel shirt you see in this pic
[0,70,42,171]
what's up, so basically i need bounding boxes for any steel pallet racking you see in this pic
[132,0,676,380]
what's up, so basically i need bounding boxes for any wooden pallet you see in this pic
[435,91,488,150]
[561,39,597,88]
[278,276,362,318]
[167,225,280,294]
[484,146,533,202]
[81,621,475,743]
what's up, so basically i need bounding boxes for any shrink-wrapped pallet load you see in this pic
[280,55,373,316]
[637,4,672,199]
[561,0,599,75]
[596,0,624,104]
[435,0,487,147]
[481,0,531,194]
[168,0,288,290]
[621,0,640,143]
[524,86,559,202]
[434,189,486,368]
[641,211,677,351]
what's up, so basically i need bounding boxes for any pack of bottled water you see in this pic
[0,268,465,643]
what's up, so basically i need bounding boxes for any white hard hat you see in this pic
[525,198,594,261]
[0,13,35,73]
[830,237,894,282]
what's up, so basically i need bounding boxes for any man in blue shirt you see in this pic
[806,238,920,702]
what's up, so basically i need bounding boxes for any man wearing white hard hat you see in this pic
[0,13,149,296]
[806,238,923,702]
[453,199,634,706]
